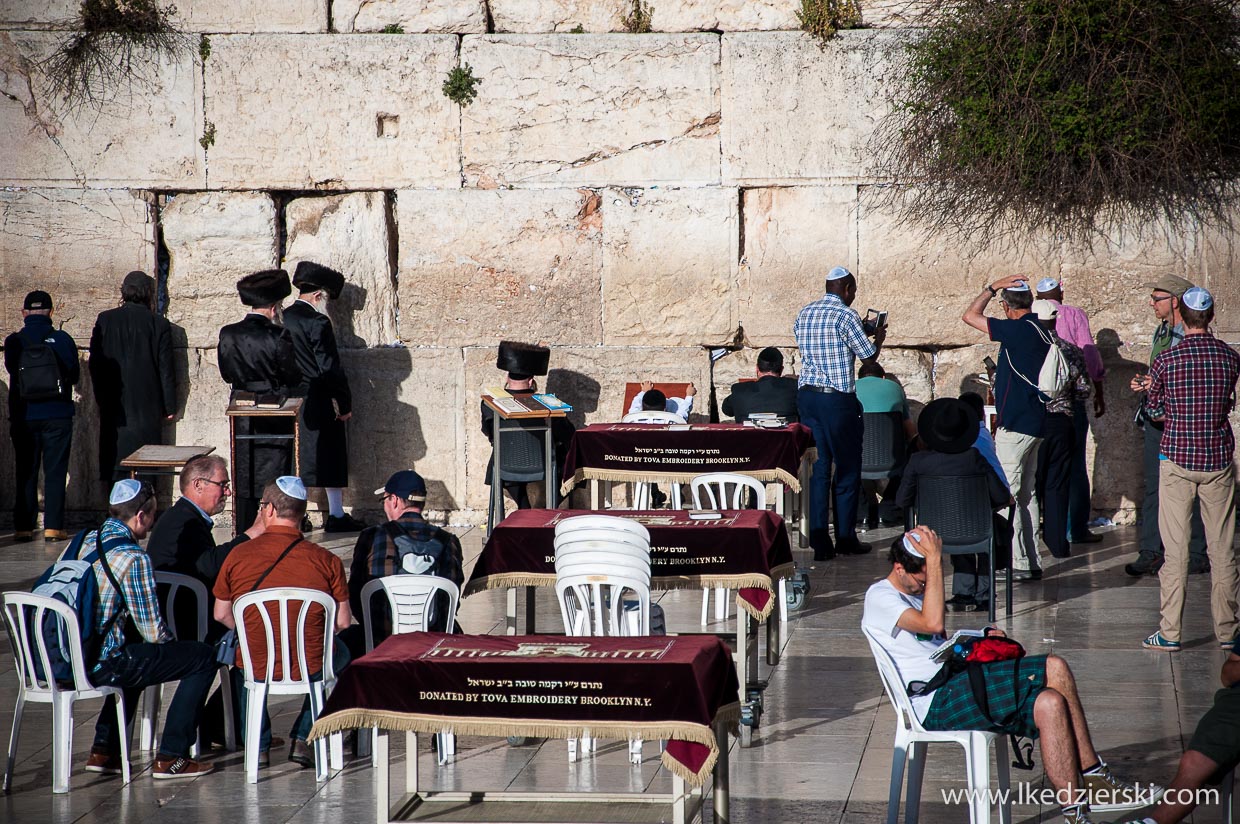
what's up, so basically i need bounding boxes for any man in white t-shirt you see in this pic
[863,527,1156,824]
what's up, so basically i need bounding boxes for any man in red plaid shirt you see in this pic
[1138,287,1240,652]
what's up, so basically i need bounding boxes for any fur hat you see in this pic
[237,270,292,307]
[292,261,345,300]
[496,340,550,378]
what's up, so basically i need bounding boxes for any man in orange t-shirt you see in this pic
[214,476,351,767]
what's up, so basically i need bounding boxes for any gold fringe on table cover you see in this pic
[560,467,801,496]
[308,703,742,786]
[465,566,796,622]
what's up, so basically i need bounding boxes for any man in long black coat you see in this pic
[283,261,361,532]
[89,271,177,481]
[218,269,302,527]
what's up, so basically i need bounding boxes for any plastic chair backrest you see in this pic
[358,576,460,652]
[621,411,685,424]
[861,412,907,478]
[862,625,924,733]
[233,588,337,686]
[555,572,651,637]
[555,515,651,542]
[555,554,652,582]
[1,592,92,693]
[498,424,545,483]
[632,482,682,510]
[554,536,651,558]
[553,529,651,552]
[153,571,209,643]
[912,474,993,554]
[689,472,767,510]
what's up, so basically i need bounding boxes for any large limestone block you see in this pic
[462,345,712,510]
[461,35,721,188]
[340,347,464,513]
[721,30,902,184]
[601,187,737,345]
[395,189,604,346]
[333,0,485,32]
[283,192,398,348]
[0,32,202,188]
[871,347,932,415]
[1201,220,1240,337]
[172,347,233,469]
[490,1,797,32]
[161,192,279,349]
[930,344,997,402]
[739,186,857,345]
[857,190,1060,348]
[205,34,458,189]
[0,188,155,342]
[0,1,327,31]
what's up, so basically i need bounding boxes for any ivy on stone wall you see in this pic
[798,0,863,47]
[872,0,1240,246]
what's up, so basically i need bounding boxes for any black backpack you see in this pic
[17,335,65,402]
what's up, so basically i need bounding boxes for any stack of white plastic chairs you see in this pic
[553,515,660,764]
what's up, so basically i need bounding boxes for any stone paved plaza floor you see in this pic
[0,521,1228,823]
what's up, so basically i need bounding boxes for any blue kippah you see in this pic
[276,476,308,501]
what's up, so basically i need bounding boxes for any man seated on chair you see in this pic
[343,469,464,655]
[629,381,696,422]
[897,398,1012,613]
[862,527,1155,824]
[78,480,218,780]
[1115,652,1240,824]
[721,346,798,422]
[213,476,352,769]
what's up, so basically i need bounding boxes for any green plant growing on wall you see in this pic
[381,24,404,33]
[569,24,585,34]
[797,0,862,46]
[442,64,481,107]
[199,121,215,151]
[622,1,654,33]
[872,0,1240,246]
[42,0,190,111]
[198,33,209,62]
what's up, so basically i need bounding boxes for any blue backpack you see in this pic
[29,527,130,682]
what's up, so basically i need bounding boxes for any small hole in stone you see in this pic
[377,113,399,138]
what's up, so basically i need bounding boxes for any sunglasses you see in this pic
[1150,294,1174,303]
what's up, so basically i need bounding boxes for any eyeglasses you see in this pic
[199,478,232,491]
[258,501,273,510]
[1150,294,1174,303]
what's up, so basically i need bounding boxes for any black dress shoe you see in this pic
[325,513,367,533]
[1189,560,1212,575]
[289,739,315,768]
[1124,553,1163,577]
[1070,531,1103,544]
[835,537,872,556]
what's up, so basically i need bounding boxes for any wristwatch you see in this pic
[985,285,998,297]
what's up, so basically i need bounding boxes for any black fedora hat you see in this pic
[917,398,980,454]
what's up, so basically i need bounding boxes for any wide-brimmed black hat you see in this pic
[293,261,345,300]
[237,269,292,307]
[917,398,980,455]
[497,340,550,378]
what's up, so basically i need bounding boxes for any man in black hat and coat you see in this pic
[482,340,575,511]
[89,271,177,482]
[283,261,361,532]
[897,398,1012,612]
[218,270,302,527]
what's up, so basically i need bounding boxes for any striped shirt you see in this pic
[1147,334,1240,472]
[794,294,876,393]
[60,519,173,669]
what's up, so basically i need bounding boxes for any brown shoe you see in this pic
[43,529,70,541]
[152,755,214,780]
[84,748,122,775]
[288,739,315,769]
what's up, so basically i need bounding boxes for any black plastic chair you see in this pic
[861,412,907,480]
[909,474,1009,623]
[488,423,549,531]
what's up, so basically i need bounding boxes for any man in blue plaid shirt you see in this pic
[66,480,218,781]
[794,266,885,559]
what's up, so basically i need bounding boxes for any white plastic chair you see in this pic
[621,411,685,424]
[862,626,1012,824]
[552,529,652,551]
[358,576,460,765]
[555,515,651,542]
[140,572,236,755]
[554,556,653,583]
[233,588,343,783]
[689,473,768,625]
[632,481,683,510]
[2,592,132,794]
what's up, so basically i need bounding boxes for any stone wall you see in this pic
[1,2,1235,528]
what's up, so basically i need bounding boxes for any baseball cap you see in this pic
[1031,299,1059,321]
[1144,274,1195,297]
[375,470,427,502]
[23,290,52,310]
[1182,287,1213,311]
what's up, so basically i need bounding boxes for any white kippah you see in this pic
[1036,277,1060,293]
[826,266,853,281]
[276,476,308,500]
[1183,287,1213,311]
[1005,279,1031,292]
[109,479,142,505]
[903,533,925,558]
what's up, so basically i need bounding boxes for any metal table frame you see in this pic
[486,398,565,533]
[227,399,302,534]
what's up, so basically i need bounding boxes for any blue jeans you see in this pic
[237,639,351,750]
[796,389,864,555]
[91,641,217,758]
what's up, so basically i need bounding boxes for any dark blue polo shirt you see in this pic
[988,315,1049,437]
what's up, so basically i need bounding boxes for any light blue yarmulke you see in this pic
[276,476,308,501]
[109,479,142,505]
[1183,287,1213,311]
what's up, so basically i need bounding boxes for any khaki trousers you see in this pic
[995,428,1042,572]
[1158,458,1239,643]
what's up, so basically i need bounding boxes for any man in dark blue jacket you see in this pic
[4,290,80,541]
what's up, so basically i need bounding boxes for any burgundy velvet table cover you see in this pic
[464,509,795,620]
[309,633,740,784]
[560,422,814,495]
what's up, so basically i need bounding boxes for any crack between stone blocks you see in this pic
[455,34,465,188]
[384,190,400,337]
